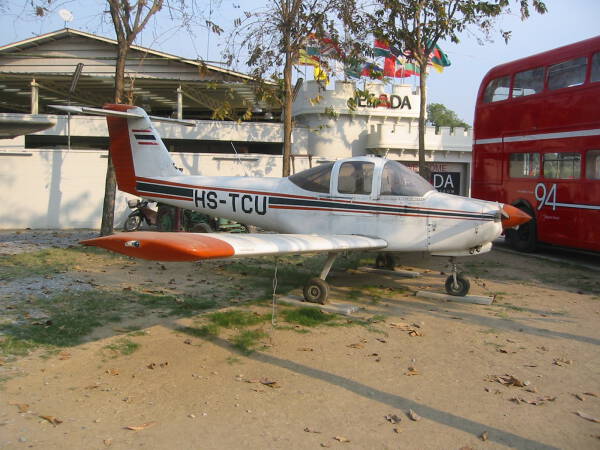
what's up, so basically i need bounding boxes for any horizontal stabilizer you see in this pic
[81,232,388,262]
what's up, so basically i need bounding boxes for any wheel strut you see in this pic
[444,257,470,297]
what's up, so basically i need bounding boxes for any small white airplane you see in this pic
[52,104,530,303]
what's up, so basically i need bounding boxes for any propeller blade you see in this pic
[501,205,532,229]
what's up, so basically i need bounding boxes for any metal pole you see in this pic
[177,85,183,119]
[30,79,39,114]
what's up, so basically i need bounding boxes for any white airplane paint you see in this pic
[51,104,530,303]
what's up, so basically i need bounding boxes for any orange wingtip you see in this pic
[501,204,532,229]
[80,231,235,262]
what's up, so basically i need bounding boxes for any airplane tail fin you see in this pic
[49,104,195,197]
[103,104,185,196]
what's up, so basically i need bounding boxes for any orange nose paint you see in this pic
[501,205,532,229]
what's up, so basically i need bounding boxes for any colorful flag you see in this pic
[373,39,391,57]
[296,49,320,66]
[429,44,451,73]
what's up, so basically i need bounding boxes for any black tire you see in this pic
[375,253,395,270]
[445,273,470,297]
[505,207,536,252]
[303,277,329,304]
[124,215,142,232]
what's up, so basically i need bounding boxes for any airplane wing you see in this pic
[0,115,55,139]
[81,232,388,262]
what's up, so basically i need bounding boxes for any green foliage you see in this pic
[231,329,268,355]
[0,336,39,357]
[103,338,140,356]
[281,307,336,327]
[427,103,470,129]
[208,310,269,328]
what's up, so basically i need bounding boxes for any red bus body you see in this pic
[472,35,600,252]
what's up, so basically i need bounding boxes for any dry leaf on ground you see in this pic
[103,439,112,447]
[347,343,364,349]
[488,374,526,387]
[384,414,402,424]
[105,368,120,376]
[334,436,351,443]
[10,402,30,413]
[304,427,321,433]
[39,415,63,426]
[125,421,157,431]
[405,367,420,376]
[553,358,573,367]
[408,409,421,421]
[575,411,600,423]
[480,431,489,441]
[408,329,423,337]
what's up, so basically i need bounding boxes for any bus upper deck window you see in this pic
[586,150,600,179]
[547,57,587,90]
[543,152,581,179]
[512,67,544,98]
[482,76,510,103]
[591,53,600,83]
[509,153,540,177]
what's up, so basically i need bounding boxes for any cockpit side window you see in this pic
[337,161,374,195]
[289,162,333,193]
[380,160,434,197]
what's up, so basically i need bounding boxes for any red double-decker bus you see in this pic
[471,35,600,252]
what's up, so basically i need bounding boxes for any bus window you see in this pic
[547,57,587,90]
[509,153,540,177]
[543,152,581,179]
[337,161,374,195]
[289,162,333,193]
[512,67,544,97]
[483,76,510,103]
[591,53,600,83]
[586,150,600,179]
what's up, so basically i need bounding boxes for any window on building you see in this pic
[512,67,545,97]
[337,161,374,195]
[289,162,333,193]
[547,57,587,90]
[591,52,600,83]
[543,152,581,179]
[483,76,511,103]
[586,150,600,179]
[509,152,540,177]
[380,160,434,197]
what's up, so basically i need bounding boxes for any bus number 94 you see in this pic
[535,183,557,211]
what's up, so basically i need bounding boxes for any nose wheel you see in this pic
[445,258,471,296]
[302,252,338,304]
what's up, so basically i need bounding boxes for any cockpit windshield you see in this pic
[289,162,333,193]
[380,160,434,197]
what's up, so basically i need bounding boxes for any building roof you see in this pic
[0,28,277,120]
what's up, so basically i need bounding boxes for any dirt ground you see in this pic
[0,230,599,449]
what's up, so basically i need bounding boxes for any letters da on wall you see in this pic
[352,93,412,110]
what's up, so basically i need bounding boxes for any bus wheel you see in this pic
[505,207,536,252]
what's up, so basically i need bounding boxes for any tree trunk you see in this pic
[100,43,128,236]
[282,48,294,177]
[417,59,429,182]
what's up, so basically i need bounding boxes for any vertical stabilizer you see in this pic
[104,104,182,196]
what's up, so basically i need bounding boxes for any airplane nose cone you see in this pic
[501,204,532,229]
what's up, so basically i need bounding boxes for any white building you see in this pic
[0,29,472,229]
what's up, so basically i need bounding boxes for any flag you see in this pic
[395,61,420,78]
[314,65,329,85]
[360,62,383,79]
[429,44,451,73]
[373,39,391,57]
[296,49,320,66]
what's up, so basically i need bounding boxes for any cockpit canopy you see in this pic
[289,159,434,197]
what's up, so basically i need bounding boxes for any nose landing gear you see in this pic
[445,257,471,296]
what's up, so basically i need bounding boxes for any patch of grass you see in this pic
[177,324,220,338]
[231,329,268,355]
[127,330,148,337]
[0,336,40,357]
[226,356,242,365]
[494,311,511,319]
[208,310,269,328]
[103,338,140,356]
[497,302,525,312]
[479,328,500,335]
[281,307,336,327]
[135,294,216,317]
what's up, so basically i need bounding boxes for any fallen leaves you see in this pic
[39,415,63,426]
[334,436,351,443]
[389,322,424,337]
[404,367,420,376]
[487,374,529,387]
[480,431,489,441]
[146,362,169,370]
[575,411,600,423]
[10,402,30,413]
[124,421,157,431]
[384,414,402,424]
[105,368,120,376]
[408,409,421,421]
[304,427,321,433]
[510,396,556,406]
[553,358,573,367]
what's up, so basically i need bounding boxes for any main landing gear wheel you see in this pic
[445,273,470,297]
[303,277,329,305]
[375,253,396,270]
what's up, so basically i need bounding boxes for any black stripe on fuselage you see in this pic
[134,134,156,140]
[268,196,495,220]
[136,182,193,198]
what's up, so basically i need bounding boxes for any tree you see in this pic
[427,103,470,129]
[368,0,547,179]
[227,0,350,177]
